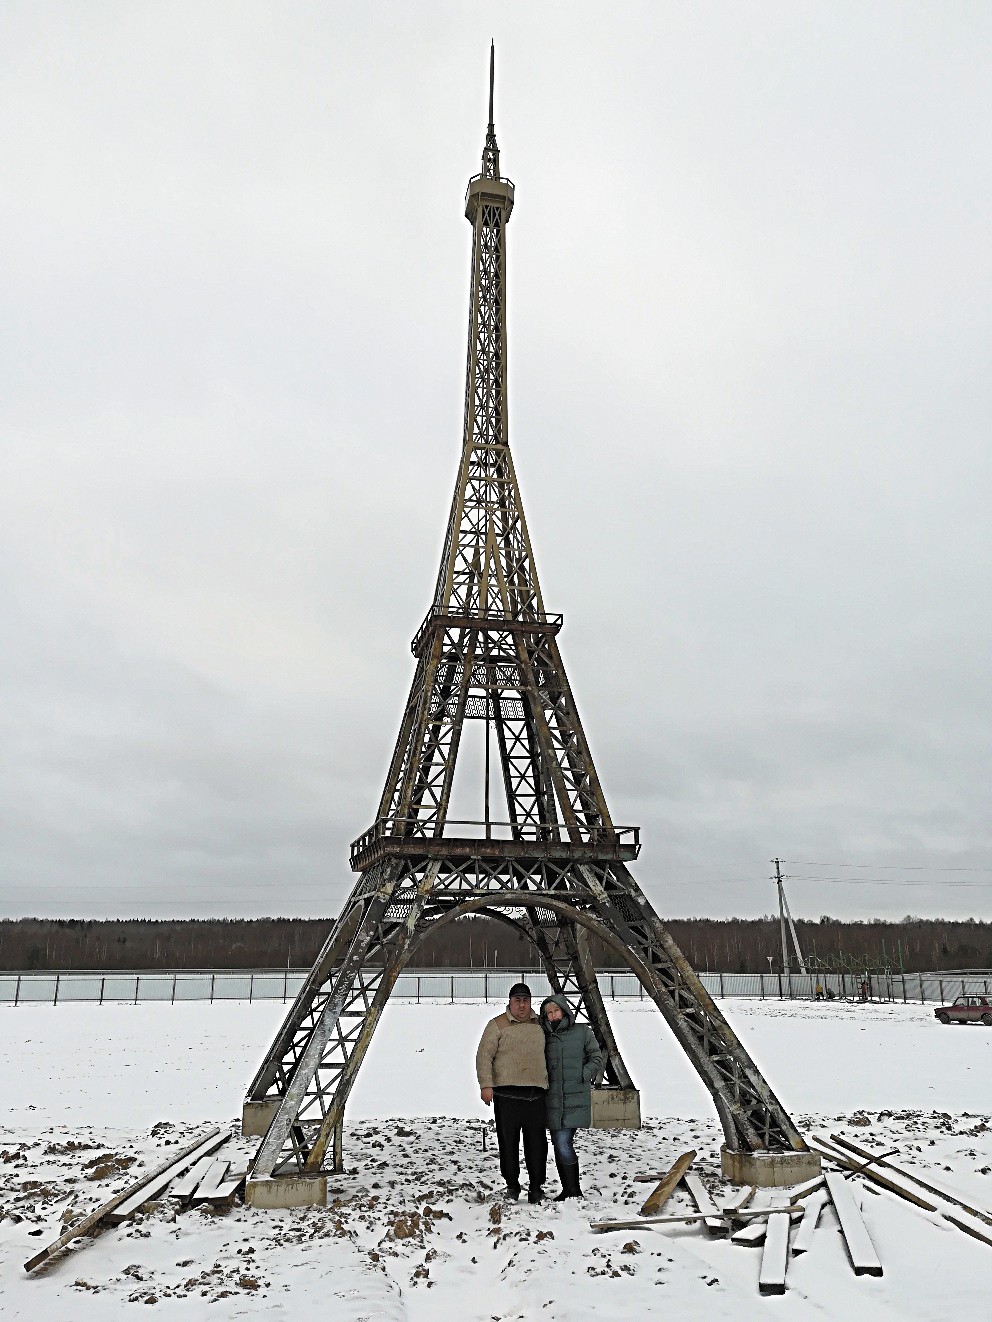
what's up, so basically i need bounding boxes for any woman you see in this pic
[539,994,604,1200]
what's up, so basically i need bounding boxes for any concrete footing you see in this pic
[244,1175,328,1209]
[591,1087,641,1129]
[241,1099,280,1137]
[721,1144,822,1188]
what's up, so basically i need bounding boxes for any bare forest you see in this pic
[2,914,991,974]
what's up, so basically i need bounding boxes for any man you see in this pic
[476,982,548,1202]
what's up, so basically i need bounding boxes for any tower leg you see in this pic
[250,864,441,1182]
[567,922,634,1090]
[577,863,807,1154]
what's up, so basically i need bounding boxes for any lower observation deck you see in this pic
[411,608,563,658]
[349,817,640,874]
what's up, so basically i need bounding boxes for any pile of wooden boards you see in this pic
[590,1135,992,1296]
[24,1127,244,1274]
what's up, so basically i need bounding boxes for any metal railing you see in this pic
[410,605,559,657]
[349,817,640,864]
[1,968,989,1007]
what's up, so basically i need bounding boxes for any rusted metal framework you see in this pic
[245,51,810,1185]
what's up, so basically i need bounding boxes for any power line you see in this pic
[779,859,992,873]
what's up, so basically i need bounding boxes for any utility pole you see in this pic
[773,859,808,978]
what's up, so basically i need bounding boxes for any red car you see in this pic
[935,995,992,1026]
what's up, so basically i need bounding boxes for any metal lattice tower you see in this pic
[243,49,814,1198]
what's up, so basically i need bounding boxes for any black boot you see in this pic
[553,1153,570,1201]
[504,1184,521,1201]
[527,1185,545,1204]
[556,1162,581,1200]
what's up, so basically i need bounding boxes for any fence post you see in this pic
[99,976,105,1006]
[211,973,215,1004]
[14,975,20,1007]
[484,972,488,1003]
[417,976,421,1005]
[939,978,944,1004]
[171,973,177,1005]
[919,974,924,1003]
[719,972,724,997]
[451,974,455,1003]
[284,968,288,1003]
[777,972,783,999]
[610,974,615,1000]
[249,972,253,1004]
[134,976,140,1006]
[53,973,60,1006]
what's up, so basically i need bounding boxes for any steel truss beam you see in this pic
[246,63,810,1184]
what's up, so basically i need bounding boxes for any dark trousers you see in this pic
[493,1091,547,1189]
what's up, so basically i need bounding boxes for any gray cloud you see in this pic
[1,2,990,921]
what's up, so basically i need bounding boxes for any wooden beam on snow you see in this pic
[639,1150,695,1216]
[758,1211,791,1294]
[682,1172,726,1235]
[830,1134,992,1228]
[189,1158,231,1202]
[791,1188,827,1255]
[106,1131,230,1224]
[24,1128,225,1273]
[824,1173,883,1276]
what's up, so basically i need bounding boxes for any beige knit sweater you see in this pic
[475,1011,549,1090]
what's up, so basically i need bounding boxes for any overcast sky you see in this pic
[2,2,990,923]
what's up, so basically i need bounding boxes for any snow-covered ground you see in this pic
[2,997,992,1318]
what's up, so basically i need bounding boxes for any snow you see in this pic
[2,997,992,1318]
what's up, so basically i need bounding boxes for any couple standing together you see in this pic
[476,982,604,1203]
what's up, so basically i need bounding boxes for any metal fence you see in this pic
[2,967,991,1007]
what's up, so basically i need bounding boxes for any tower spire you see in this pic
[488,39,495,131]
[482,41,500,179]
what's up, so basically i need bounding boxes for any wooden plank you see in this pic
[824,1173,883,1276]
[207,1170,247,1202]
[816,1137,992,1253]
[792,1188,827,1255]
[189,1158,230,1202]
[944,1212,992,1251]
[682,1172,726,1235]
[758,1211,791,1294]
[731,1220,768,1245]
[723,1184,755,1215]
[639,1150,696,1216]
[106,1131,230,1224]
[810,1138,937,1212]
[24,1128,224,1273]
[590,1206,798,1234]
[788,1175,826,1202]
[830,1134,992,1228]
[167,1155,215,1201]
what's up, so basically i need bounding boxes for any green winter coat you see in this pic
[539,995,605,1130]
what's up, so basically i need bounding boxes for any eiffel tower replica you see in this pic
[244,49,818,1207]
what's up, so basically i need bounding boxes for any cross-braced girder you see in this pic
[245,66,810,1186]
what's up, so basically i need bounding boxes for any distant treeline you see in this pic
[2,915,992,973]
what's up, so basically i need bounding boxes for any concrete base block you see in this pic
[591,1087,641,1129]
[244,1176,328,1209]
[721,1145,822,1188]
[241,1099,280,1137]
